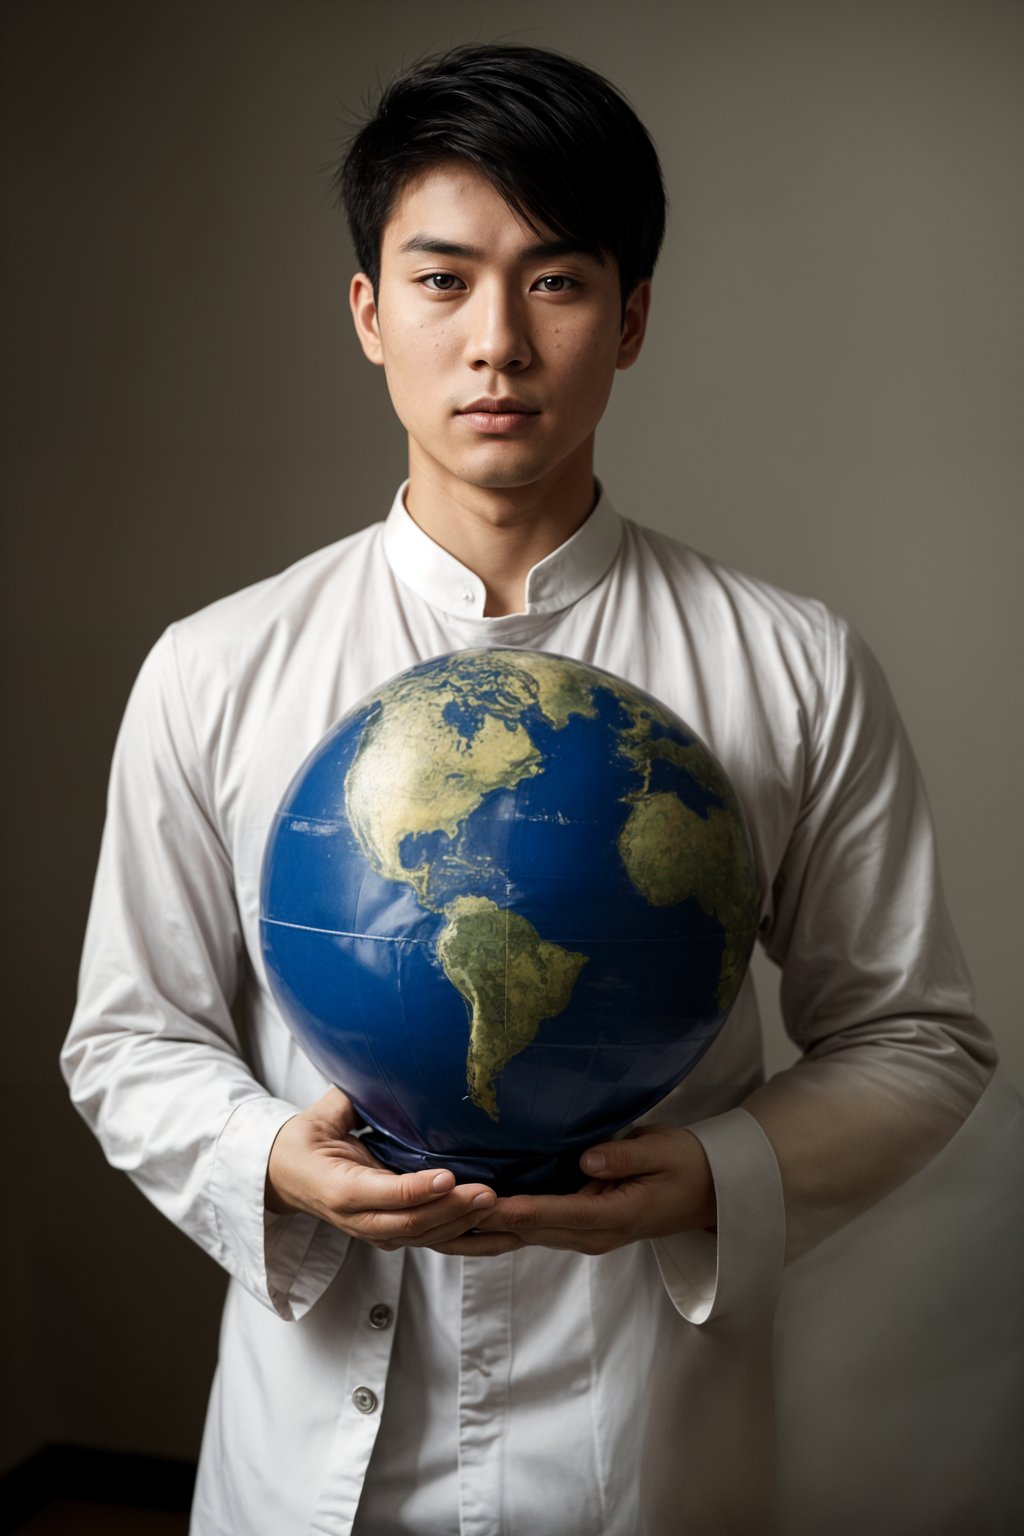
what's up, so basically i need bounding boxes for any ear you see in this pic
[349,272,385,366]
[616,280,652,371]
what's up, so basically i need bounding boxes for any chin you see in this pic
[461,468,548,493]
[452,444,577,493]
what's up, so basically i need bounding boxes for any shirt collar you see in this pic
[381,480,623,620]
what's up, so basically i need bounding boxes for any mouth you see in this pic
[456,397,541,434]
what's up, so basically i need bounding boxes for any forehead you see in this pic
[381,161,561,259]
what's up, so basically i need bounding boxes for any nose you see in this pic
[465,283,531,372]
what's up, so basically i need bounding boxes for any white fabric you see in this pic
[61,485,1012,1535]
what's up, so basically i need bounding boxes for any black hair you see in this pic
[336,44,666,320]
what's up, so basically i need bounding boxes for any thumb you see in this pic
[310,1085,360,1137]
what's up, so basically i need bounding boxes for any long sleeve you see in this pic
[60,628,350,1320]
[741,613,997,1256]
[717,612,995,1266]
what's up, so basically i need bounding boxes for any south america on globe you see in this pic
[260,648,760,1194]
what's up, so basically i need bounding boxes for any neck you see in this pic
[404,441,597,617]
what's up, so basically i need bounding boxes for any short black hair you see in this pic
[336,44,666,320]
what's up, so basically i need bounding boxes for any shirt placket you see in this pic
[310,1250,405,1536]
[457,1252,514,1536]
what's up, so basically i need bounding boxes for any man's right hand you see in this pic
[264,1086,496,1249]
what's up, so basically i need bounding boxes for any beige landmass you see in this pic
[604,677,757,1010]
[344,650,606,905]
[603,684,733,804]
[436,894,588,1120]
[345,675,542,905]
[616,791,757,1010]
[511,651,599,730]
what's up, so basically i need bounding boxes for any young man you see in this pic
[62,45,997,1535]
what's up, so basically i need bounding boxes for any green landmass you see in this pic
[617,792,757,1010]
[344,667,543,906]
[436,895,588,1120]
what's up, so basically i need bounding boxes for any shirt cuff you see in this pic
[651,1107,786,1325]
[208,1094,351,1322]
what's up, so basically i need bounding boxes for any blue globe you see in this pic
[260,648,759,1194]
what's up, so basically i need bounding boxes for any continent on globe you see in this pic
[616,793,755,1009]
[260,646,761,1193]
[344,679,545,906]
[437,895,588,1120]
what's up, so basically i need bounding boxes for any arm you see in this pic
[739,613,996,1257]
[61,630,493,1322]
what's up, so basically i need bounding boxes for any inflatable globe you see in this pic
[260,648,759,1194]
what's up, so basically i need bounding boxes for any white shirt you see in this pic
[62,486,1014,1535]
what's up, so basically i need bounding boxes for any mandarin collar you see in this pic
[381,481,622,621]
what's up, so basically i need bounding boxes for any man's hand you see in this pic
[428,1125,717,1257]
[265,1087,496,1249]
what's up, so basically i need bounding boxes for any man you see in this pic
[62,44,999,1535]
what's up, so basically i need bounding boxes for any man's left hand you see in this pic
[428,1125,716,1257]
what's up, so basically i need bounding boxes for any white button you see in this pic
[352,1385,378,1414]
[461,588,474,604]
[368,1303,392,1330]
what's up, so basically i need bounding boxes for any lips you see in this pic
[458,397,539,415]
[455,397,541,435]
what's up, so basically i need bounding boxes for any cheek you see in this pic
[378,299,452,376]
[551,315,620,371]
[552,328,620,410]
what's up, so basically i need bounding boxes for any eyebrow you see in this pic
[397,234,601,263]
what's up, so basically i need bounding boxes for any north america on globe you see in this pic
[340,648,757,1121]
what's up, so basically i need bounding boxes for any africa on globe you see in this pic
[260,648,760,1193]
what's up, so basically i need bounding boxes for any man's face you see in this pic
[350,161,649,498]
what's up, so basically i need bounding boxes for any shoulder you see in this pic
[170,523,383,658]
[157,521,387,709]
[622,518,829,630]
[124,522,386,741]
[612,517,897,767]
[618,515,845,673]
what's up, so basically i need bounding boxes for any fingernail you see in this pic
[432,1171,454,1191]
[473,1190,495,1208]
[583,1151,606,1173]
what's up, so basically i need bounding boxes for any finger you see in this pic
[471,1184,616,1235]
[442,1213,623,1253]
[469,1180,603,1229]
[332,1160,473,1213]
[485,1225,620,1254]
[579,1127,669,1180]
[428,1231,524,1257]
[353,1185,497,1240]
[393,1199,507,1249]
[309,1086,361,1138]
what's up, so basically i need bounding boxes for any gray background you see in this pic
[2,0,1020,1476]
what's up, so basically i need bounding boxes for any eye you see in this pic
[533,274,577,293]
[418,273,466,292]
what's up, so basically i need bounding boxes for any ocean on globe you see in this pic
[260,648,760,1194]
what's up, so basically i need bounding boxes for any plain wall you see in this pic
[2,0,1020,1475]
